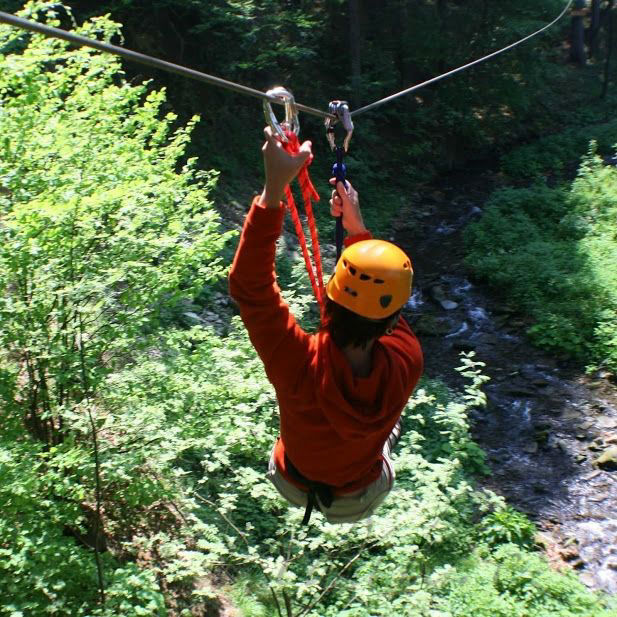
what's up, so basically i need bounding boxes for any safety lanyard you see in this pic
[263,88,325,311]
[281,130,325,309]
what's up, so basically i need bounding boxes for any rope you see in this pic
[0,11,334,121]
[351,0,574,117]
[281,131,325,311]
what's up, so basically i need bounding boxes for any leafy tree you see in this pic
[0,3,230,613]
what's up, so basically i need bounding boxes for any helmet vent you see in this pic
[403,261,410,269]
[360,273,371,281]
[374,278,384,284]
[344,286,358,297]
[380,295,392,308]
[349,266,357,276]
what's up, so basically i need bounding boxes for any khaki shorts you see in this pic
[267,422,400,524]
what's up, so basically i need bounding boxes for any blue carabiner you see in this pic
[332,147,347,261]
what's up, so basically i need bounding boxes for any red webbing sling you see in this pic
[281,130,325,314]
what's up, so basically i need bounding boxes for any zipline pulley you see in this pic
[325,101,354,261]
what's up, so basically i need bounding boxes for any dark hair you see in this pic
[322,297,399,350]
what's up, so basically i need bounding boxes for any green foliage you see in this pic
[466,146,617,369]
[478,506,537,549]
[432,544,614,617]
[0,2,232,433]
[502,118,617,181]
[105,333,612,616]
[1,3,615,616]
[0,3,228,614]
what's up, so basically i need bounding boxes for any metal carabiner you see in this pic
[263,86,300,142]
[325,100,354,261]
[324,100,354,152]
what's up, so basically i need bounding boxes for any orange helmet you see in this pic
[326,240,413,319]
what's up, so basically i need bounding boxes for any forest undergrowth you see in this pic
[1,4,617,616]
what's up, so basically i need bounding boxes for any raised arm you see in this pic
[228,128,314,386]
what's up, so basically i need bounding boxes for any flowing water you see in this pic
[394,170,617,594]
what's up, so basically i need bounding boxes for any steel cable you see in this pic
[351,0,574,117]
[0,11,334,120]
[0,1,573,120]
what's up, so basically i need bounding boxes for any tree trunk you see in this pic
[349,0,362,107]
[590,0,602,58]
[602,0,615,98]
[437,0,448,73]
[570,0,587,64]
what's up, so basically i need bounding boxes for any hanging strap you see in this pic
[284,453,334,525]
[281,130,325,310]
[332,146,347,261]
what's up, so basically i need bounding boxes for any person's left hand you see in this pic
[259,127,312,208]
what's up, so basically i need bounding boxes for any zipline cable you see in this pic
[0,11,334,121]
[0,1,574,121]
[351,0,574,117]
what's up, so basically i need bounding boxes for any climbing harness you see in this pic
[263,88,325,308]
[284,452,334,525]
[325,101,354,261]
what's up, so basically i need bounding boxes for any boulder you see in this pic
[594,446,617,471]
[596,415,617,430]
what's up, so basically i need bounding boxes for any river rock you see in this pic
[441,299,459,310]
[523,442,539,454]
[594,447,617,471]
[412,315,453,336]
[596,415,617,430]
[183,311,206,325]
[588,381,604,390]
[430,285,447,303]
[589,438,606,452]
[505,386,537,397]
[579,572,596,587]
[563,407,585,421]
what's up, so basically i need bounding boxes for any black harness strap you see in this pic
[284,453,334,525]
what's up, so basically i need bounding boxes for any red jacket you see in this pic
[229,197,423,494]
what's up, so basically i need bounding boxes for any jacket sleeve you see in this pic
[228,197,311,388]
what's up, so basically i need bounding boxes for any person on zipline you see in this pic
[229,127,423,524]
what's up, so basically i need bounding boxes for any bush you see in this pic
[466,146,617,369]
[502,119,617,181]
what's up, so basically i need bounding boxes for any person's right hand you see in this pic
[329,178,367,236]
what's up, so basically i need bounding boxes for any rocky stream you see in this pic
[394,168,617,595]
